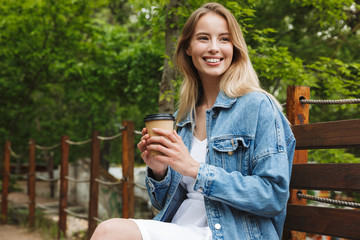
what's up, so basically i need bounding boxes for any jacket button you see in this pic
[214,223,221,230]
[228,151,233,156]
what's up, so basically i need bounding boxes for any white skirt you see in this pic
[131,219,212,240]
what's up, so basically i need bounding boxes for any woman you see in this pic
[91,2,295,240]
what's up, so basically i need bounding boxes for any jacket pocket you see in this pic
[211,137,250,173]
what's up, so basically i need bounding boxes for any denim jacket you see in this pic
[145,91,296,239]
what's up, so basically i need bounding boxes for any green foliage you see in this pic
[0,0,162,164]
[309,149,360,163]
[0,0,359,166]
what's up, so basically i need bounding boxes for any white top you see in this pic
[131,136,212,240]
[171,136,208,227]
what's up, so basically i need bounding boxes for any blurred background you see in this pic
[0,0,359,167]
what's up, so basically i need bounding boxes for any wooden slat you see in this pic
[290,163,360,191]
[284,205,360,239]
[292,119,360,149]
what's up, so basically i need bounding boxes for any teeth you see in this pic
[205,58,220,63]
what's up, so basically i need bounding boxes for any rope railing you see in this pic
[63,208,88,220]
[134,130,142,136]
[94,177,147,190]
[97,132,123,141]
[95,178,123,186]
[65,176,90,183]
[35,143,61,151]
[8,145,22,159]
[300,98,360,105]
[283,97,360,107]
[93,216,103,223]
[36,175,59,182]
[134,182,147,190]
[297,190,360,208]
[65,138,92,145]
[2,121,140,236]
[36,203,58,211]
[97,127,126,141]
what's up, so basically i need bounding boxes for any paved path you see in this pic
[0,224,44,240]
[1,180,88,240]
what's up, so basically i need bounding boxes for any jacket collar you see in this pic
[176,91,237,127]
[213,91,237,109]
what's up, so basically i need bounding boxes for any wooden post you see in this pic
[58,136,69,239]
[121,121,135,218]
[285,86,310,240]
[48,153,55,198]
[28,139,36,228]
[1,141,11,224]
[88,131,100,239]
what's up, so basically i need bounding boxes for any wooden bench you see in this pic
[283,86,360,239]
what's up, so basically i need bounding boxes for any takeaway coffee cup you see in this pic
[144,113,175,155]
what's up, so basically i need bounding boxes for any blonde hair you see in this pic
[174,2,282,125]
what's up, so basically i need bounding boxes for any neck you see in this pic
[199,77,220,109]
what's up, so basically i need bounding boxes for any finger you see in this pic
[142,128,147,135]
[152,128,178,143]
[173,130,182,141]
[147,143,175,158]
[147,136,174,149]
[137,139,148,152]
[141,151,150,164]
[141,134,150,141]
[152,155,170,165]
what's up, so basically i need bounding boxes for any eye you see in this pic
[220,36,230,42]
[197,36,209,41]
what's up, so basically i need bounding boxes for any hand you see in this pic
[146,128,200,178]
[137,128,168,180]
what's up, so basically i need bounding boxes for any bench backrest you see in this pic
[284,119,360,239]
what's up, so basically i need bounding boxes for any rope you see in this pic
[297,191,360,208]
[63,208,88,219]
[134,130,142,136]
[36,175,59,182]
[134,182,147,190]
[35,202,58,209]
[8,145,22,159]
[97,127,126,141]
[65,138,91,145]
[300,98,360,105]
[36,203,56,210]
[65,176,90,183]
[35,143,61,151]
[93,216,103,222]
[97,132,122,141]
[95,178,123,186]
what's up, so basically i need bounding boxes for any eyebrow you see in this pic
[195,32,230,36]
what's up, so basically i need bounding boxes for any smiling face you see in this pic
[186,12,234,82]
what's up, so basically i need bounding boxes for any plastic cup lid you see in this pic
[144,113,175,122]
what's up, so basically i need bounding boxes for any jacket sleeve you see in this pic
[145,166,172,211]
[193,98,296,218]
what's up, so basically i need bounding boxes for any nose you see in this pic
[208,40,219,53]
